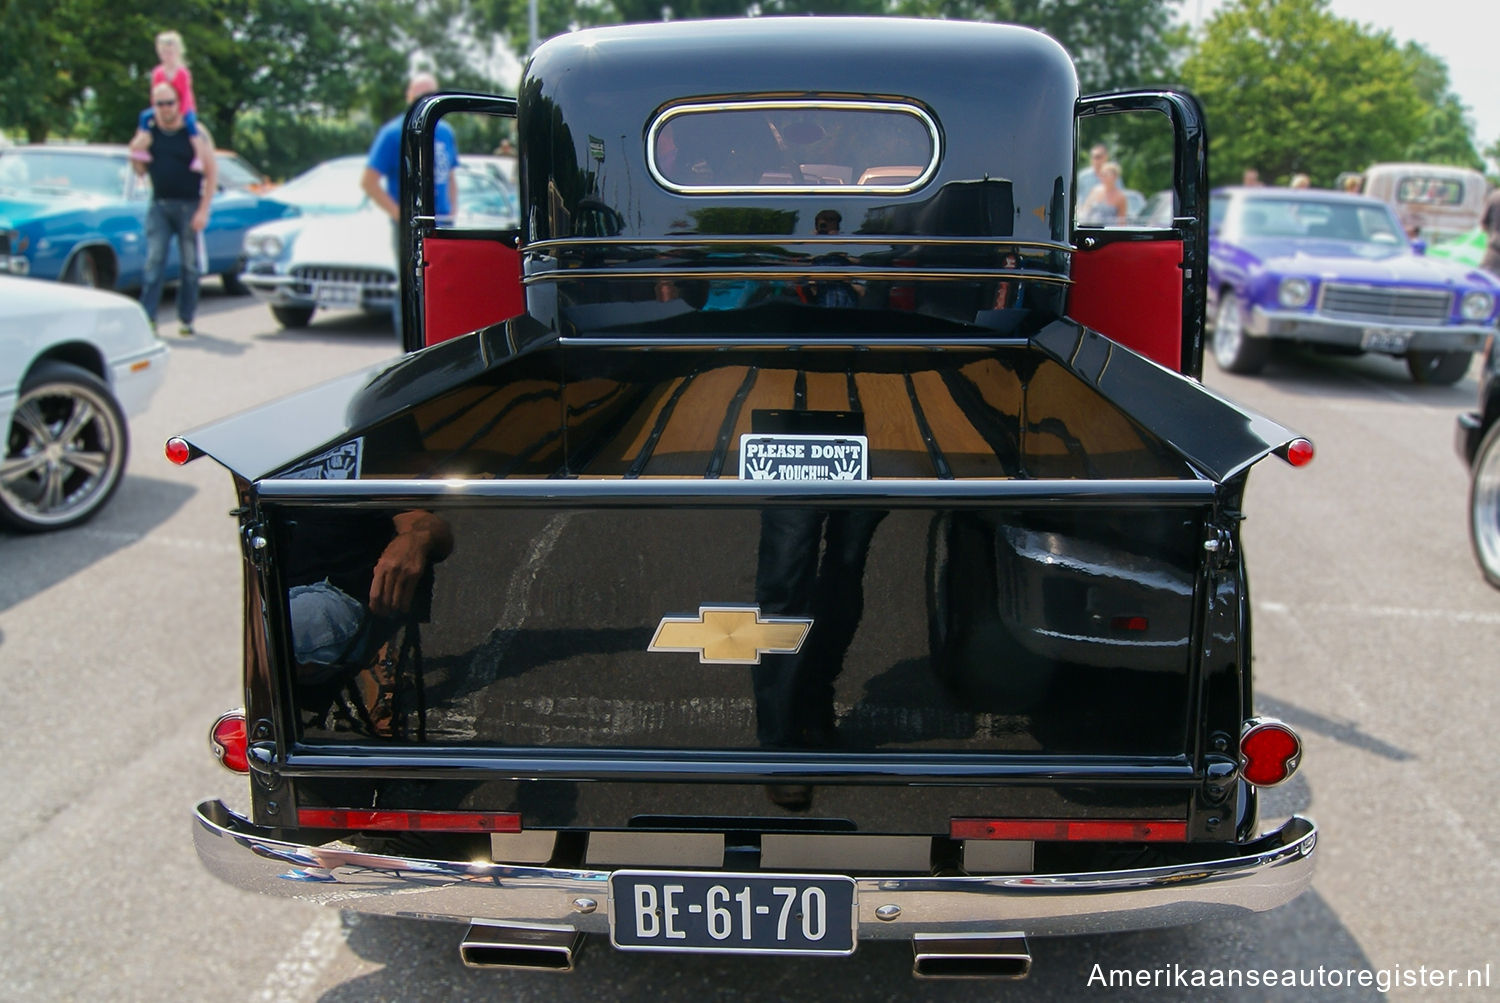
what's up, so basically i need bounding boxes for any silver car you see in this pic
[1,275,167,531]
[239,156,518,329]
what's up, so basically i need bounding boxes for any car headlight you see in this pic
[1277,277,1313,309]
[1460,291,1495,322]
[244,233,283,258]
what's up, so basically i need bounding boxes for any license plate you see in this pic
[609,871,857,955]
[738,434,868,481]
[314,282,362,308]
[1361,328,1412,353]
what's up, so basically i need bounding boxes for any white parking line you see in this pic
[1258,599,1500,626]
[253,910,349,1003]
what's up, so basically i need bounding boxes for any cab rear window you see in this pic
[1395,176,1466,207]
[648,100,939,194]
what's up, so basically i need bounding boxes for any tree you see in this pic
[1180,0,1430,187]
[889,0,1182,93]
[471,0,1181,93]
[0,0,506,151]
[1400,43,1483,170]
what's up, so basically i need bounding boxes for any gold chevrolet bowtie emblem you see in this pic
[649,606,813,664]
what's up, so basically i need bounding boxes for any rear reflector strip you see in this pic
[298,809,522,832]
[951,818,1188,842]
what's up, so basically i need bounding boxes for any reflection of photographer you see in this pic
[288,510,453,736]
[807,210,863,308]
[752,508,886,751]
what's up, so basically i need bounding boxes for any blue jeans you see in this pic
[140,198,202,324]
[289,580,378,683]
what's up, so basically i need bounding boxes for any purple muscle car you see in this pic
[1207,187,1499,384]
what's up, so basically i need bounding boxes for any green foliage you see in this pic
[231,108,375,180]
[4,0,1485,193]
[0,0,510,161]
[889,0,1182,92]
[1181,0,1435,187]
[1399,43,1483,170]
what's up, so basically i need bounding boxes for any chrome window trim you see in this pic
[646,99,941,196]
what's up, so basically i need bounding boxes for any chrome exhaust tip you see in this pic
[459,923,584,972]
[912,932,1031,980]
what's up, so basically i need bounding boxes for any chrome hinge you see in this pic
[242,522,271,569]
[1202,524,1233,572]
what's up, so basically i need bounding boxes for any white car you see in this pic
[0,275,167,531]
[239,156,519,328]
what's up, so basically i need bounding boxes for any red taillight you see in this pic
[1283,438,1315,467]
[950,818,1188,842]
[1110,616,1149,632]
[298,809,522,832]
[210,712,249,773]
[1240,719,1302,787]
[165,437,192,465]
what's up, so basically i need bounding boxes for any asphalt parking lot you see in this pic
[1,289,1496,1000]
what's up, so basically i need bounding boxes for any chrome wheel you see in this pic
[1470,422,1500,589]
[1212,292,1269,375]
[0,363,128,532]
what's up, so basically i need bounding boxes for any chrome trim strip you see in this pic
[194,801,1316,939]
[555,336,1033,348]
[523,268,1072,286]
[646,99,941,195]
[276,750,1199,785]
[524,237,1075,252]
[250,477,1218,505]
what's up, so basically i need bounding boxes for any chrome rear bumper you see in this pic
[193,800,1315,939]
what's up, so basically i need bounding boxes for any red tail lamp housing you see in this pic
[1281,438,1315,467]
[298,809,522,833]
[210,711,249,774]
[164,437,194,466]
[951,818,1187,842]
[1240,718,1302,787]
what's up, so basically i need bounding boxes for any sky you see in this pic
[1188,0,1500,166]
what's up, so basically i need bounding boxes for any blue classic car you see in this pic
[0,144,292,293]
[1207,187,1500,384]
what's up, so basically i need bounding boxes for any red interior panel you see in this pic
[421,237,525,347]
[1068,239,1184,372]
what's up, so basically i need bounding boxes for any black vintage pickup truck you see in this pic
[179,17,1317,979]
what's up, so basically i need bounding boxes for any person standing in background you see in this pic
[133,81,216,336]
[1076,143,1108,202]
[361,72,460,341]
[1481,185,1500,278]
[127,30,210,173]
[1078,162,1128,225]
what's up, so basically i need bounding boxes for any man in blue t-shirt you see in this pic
[360,72,459,340]
[361,72,459,221]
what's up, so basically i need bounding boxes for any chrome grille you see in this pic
[289,265,397,296]
[1319,283,1451,324]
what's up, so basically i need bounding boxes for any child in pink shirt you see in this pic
[128,31,209,172]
